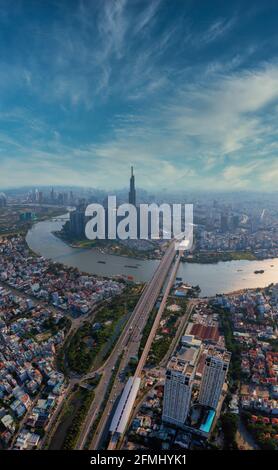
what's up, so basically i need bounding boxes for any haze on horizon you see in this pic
[0,0,278,192]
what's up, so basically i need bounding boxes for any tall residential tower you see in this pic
[162,346,199,427]
[198,347,231,410]
[128,166,136,206]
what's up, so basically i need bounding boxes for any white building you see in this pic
[110,377,141,435]
[198,347,231,410]
[162,346,199,427]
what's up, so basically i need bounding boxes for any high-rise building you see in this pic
[162,346,199,427]
[220,212,229,232]
[231,214,240,231]
[57,192,64,205]
[128,166,136,206]
[50,188,55,203]
[0,192,7,208]
[198,347,231,410]
[69,203,86,238]
[69,191,74,205]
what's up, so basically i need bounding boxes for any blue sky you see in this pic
[0,0,278,191]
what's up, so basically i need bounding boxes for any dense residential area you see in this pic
[0,285,67,449]
[0,235,125,449]
[0,205,278,452]
[213,286,278,449]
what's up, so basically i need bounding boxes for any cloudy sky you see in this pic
[0,0,278,191]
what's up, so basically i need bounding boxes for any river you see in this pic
[26,215,278,297]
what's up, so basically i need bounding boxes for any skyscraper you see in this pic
[162,346,199,427]
[198,347,231,410]
[0,192,7,208]
[50,188,55,203]
[128,166,136,206]
[69,202,86,238]
[220,212,229,232]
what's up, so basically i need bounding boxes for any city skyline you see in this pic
[0,0,278,191]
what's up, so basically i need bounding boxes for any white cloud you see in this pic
[195,17,237,46]
[0,2,277,192]
[166,63,278,158]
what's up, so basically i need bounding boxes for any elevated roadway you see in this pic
[77,240,178,449]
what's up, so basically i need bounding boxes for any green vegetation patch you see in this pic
[221,413,239,450]
[187,251,256,264]
[66,286,141,374]
[217,307,243,388]
[242,412,278,450]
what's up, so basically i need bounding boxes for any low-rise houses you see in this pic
[213,285,278,417]
[0,236,124,449]
[0,235,124,317]
[0,289,67,448]
[196,220,278,260]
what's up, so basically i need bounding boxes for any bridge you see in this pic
[107,248,181,449]
[77,239,180,449]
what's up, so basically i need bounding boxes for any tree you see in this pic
[221,413,239,450]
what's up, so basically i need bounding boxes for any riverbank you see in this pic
[26,215,278,295]
[54,228,163,261]
[183,251,257,264]
[0,204,67,237]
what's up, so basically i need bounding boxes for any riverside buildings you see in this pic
[68,167,137,240]
[0,236,123,316]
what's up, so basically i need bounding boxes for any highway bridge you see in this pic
[106,249,181,449]
[77,239,179,450]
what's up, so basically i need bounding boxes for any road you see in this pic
[236,418,260,450]
[39,383,73,449]
[106,251,182,450]
[134,251,181,378]
[76,240,178,449]
[116,297,198,451]
[161,299,197,367]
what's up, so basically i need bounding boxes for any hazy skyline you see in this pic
[1,0,278,191]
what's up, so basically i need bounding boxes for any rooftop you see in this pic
[167,345,200,375]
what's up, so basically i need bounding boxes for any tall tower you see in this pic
[198,348,231,410]
[128,166,136,206]
[162,349,198,427]
[163,367,193,427]
[50,188,55,203]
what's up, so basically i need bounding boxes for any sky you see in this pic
[0,0,278,192]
